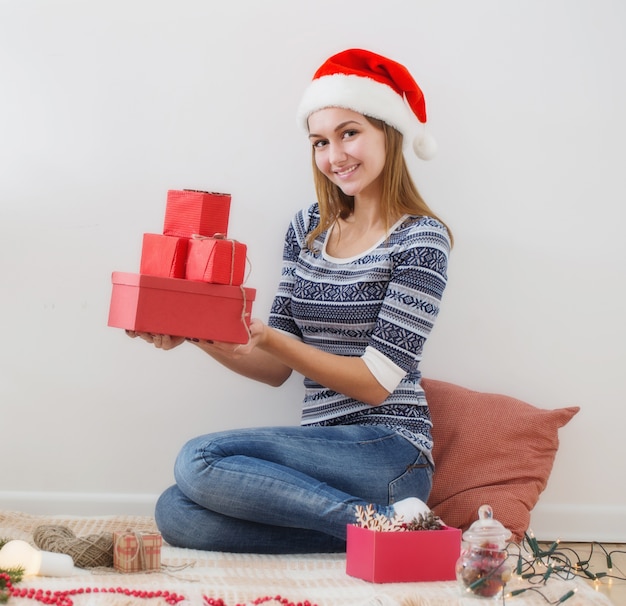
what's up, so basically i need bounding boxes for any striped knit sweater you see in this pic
[268,203,450,463]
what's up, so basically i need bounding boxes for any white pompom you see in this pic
[393,497,431,521]
[413,131,437,160]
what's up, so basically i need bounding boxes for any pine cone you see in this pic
[404,510,444,531]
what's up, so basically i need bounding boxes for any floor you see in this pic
[545,542,626,605]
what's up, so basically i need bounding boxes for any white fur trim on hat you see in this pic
[297,73,436,160]
[297,74,417,138]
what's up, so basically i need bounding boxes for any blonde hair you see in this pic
[306,117,453,248]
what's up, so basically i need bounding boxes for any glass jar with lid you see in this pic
[455,505,513,599]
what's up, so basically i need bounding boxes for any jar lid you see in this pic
[462,505,512,544]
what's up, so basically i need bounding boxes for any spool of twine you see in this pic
[33,525,114,569]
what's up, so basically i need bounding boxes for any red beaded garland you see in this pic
[1,572,318,606]
[0,572,186,605]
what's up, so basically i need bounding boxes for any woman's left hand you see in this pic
[192,318,266,357]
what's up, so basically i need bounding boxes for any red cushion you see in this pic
[423,378,579,541]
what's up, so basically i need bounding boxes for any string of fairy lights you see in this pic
[496,532,626,603]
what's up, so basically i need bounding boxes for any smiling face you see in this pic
[307,107,387,202]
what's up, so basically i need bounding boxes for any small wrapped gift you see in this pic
[185,236,247,286]
[163,189,231,238]
[139,233,189,279]
[113,530,162,573]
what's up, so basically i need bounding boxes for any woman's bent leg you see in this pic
[159,424,432,552]
[156,484,346,553]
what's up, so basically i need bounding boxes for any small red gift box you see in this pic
[139,233,189,279]
[108,271,255,343]
[163,189,231,238]
[113,530,162,573]
[346,524,461,583]
[186,237,247,286]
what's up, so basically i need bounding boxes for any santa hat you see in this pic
[297,48,437,160]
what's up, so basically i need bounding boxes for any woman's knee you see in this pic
[173,431,236,490]
[154,485,185,547]
[173,434,213,483]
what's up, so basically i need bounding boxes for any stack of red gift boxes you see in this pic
[108,189,255,344]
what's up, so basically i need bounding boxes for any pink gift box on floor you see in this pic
[163,189,231,238]
[108,271,255,343]
[139,233,189,279]
[186,237,247,286]
[346,524,461,583]
[113,530,162,573]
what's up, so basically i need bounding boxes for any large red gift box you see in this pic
[108,271,255,343]
[139,233,189,279]
[345,524,461,583]
[163,190,231,238]
[186,237,247,285]
[113,530,162,573]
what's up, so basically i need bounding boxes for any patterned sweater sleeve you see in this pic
[267,207,313,339]
[362,218,450,393]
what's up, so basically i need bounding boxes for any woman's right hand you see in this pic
[125,330,186,350]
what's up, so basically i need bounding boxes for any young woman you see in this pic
[129,48,452,553]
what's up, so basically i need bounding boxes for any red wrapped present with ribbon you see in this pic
[163,189,231,238]
[186,234,247,286]
[139,233,189,279]
[113,529,162,573]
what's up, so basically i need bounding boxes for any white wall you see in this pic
[1,0,624,542]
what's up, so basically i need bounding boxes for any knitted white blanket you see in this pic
[0,510,612,606]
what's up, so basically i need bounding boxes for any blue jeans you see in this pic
[155,424,432,554]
